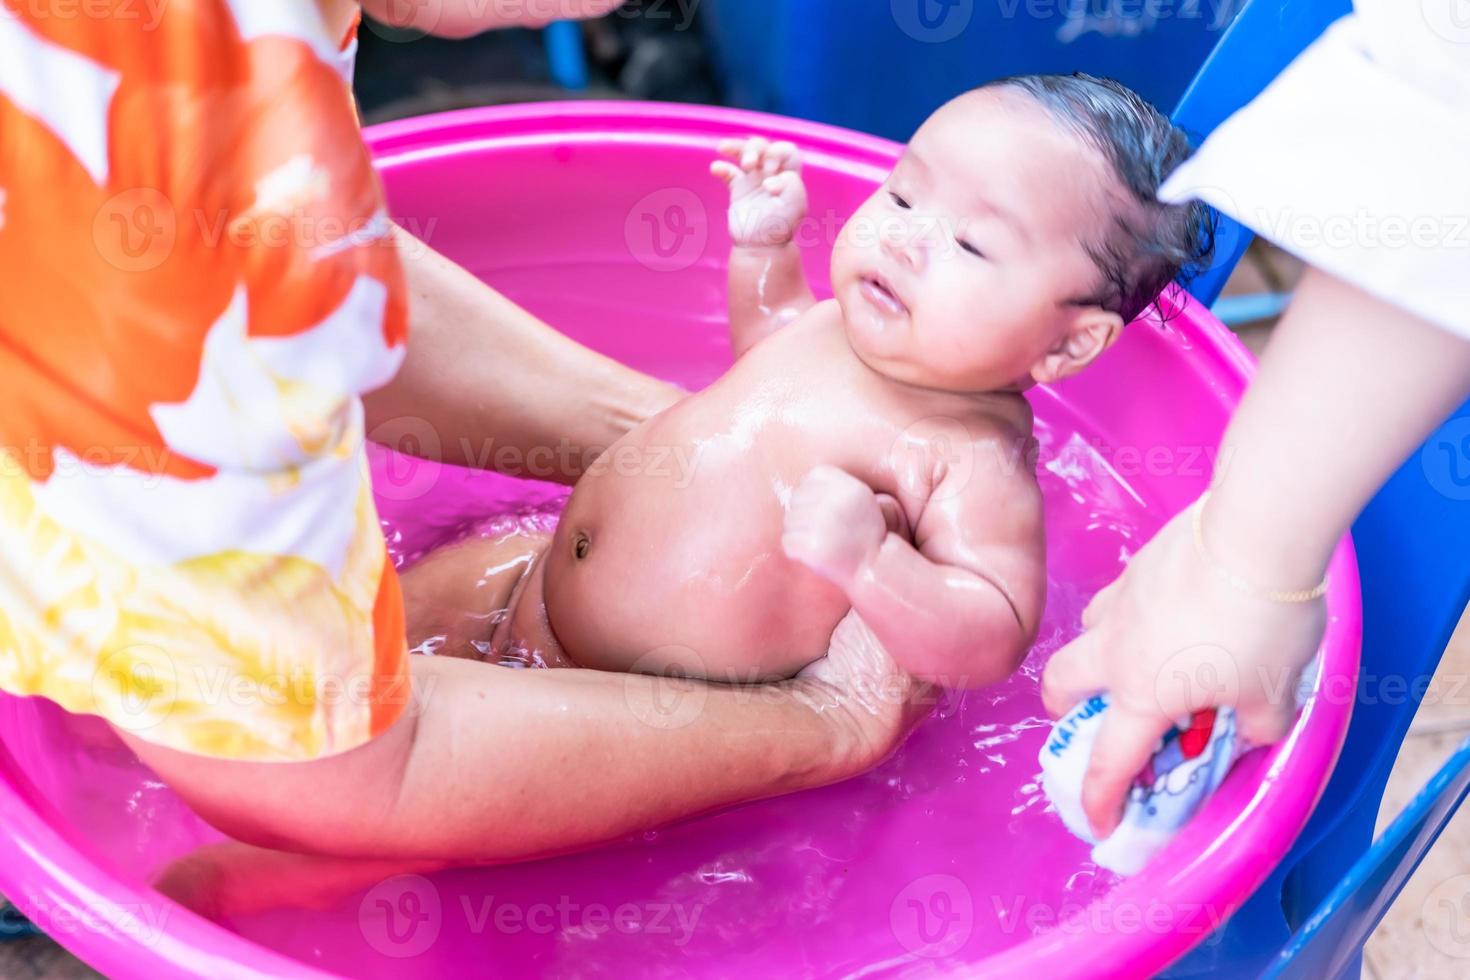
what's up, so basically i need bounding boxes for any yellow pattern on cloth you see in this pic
[0,0,412,761]
[0,454,391,761]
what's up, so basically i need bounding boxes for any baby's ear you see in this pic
[1030,308,1125,386]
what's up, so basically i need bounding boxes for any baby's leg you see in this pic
[400,526,552,663]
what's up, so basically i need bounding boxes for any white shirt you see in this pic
[1159,0,1470,340]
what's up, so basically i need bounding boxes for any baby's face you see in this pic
[831,90,1122,392]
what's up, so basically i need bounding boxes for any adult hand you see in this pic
[1042,269,1470,840]
[796,610,937,772]
[1041,502,1326,838]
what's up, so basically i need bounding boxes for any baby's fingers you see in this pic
[710,160,742,185]
[763,171,805,201]
[763,140,801,176]
[795,464,865,499]
[740,137,771,172]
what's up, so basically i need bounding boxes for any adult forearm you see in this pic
[1204,269,1470,588]
[365,225,681,482]
[383,658,864,861]
[125,656,870,864]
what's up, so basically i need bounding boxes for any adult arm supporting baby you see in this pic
[364,225,683,484]
[714,138,818,357]
[119,616,930,868]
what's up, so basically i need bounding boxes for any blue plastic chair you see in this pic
[544,20,590,91]
[1163,1,1470,976]
[1267,733,1470,978]
[701,0,1240,142]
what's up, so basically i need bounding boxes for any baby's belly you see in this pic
[541,436,850,682]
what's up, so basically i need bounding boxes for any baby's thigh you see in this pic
[401,528,551,660]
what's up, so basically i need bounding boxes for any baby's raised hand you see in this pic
[711,137,808,248]
[782,466,889,590]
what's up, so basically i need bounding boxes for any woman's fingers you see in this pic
[1235,697,1297,746]
[1040,629,1107,719]
[1081,704,1173,838]
[1081,575,1123,629]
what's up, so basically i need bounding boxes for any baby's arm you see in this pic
[712,138,817,357]
[783,437,1045,686]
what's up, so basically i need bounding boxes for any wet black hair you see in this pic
[981,72,1215,322]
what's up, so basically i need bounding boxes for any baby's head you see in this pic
[831,73,1213,392]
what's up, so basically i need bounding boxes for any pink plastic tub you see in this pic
[0,103,1360,979]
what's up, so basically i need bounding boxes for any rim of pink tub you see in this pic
[372,102,1362,980]
[0,102,1360,980]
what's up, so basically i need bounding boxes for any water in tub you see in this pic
[6,278,1169,975]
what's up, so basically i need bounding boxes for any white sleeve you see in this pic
[1159,0,1470,340]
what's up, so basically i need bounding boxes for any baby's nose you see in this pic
[880,220,926,271]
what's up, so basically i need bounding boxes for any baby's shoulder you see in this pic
[886,394,1041,506]
[962,410,1043,502]
[741,299,842,358]
[786,298,845,341]
[910,393,1036,467]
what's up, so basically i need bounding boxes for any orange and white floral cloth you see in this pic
[0,0,411,761]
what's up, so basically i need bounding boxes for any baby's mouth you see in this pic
[860,274,908,317]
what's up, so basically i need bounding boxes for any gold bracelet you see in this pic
[1191,491,1329,603]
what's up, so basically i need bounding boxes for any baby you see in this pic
[403,74,1212,686]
